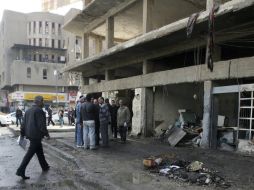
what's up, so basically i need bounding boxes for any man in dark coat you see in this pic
[47,105,55,126]
[16,107,23,127]
[16,96,50,180]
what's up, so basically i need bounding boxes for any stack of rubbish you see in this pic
[143,156,231,188]
[154,110,203,147]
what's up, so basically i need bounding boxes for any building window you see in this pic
[45,54,48,62]
[39,21,42,34]
[52,23,55,34]
[28,39,31,45]
[39,38,42,46]
[33,21,36,33]
[29,22,31,34]
[63,40,65,48]
[45,38,49,47]
[52,39,55,48]
[43,69,47,79]
[27,67,31,78]
[58,40,61,49]
[58,24,61,35]
[52,54,55,62]
[33,54,37,61]
[33,38,36,46]
[39,54,42,62]
[45,22,49,34]
[2,72,4,82]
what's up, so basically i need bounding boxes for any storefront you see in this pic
[9,91,68,110]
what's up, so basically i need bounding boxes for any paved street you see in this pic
[1,125,254,190]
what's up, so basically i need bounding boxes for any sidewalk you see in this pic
[9,124,75,133]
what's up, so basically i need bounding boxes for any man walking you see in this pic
[117,99,130,143]
[16,96,50,180]
[47,105,55,126]
[99,97,111,147]
[80,94,97,150]
[16,107,23,127]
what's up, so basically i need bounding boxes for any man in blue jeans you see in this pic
[75,96,84,147]
[80,94,97,150]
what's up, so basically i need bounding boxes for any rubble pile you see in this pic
[143,156,231,188]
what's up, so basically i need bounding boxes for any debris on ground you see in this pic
[143,155,231,188]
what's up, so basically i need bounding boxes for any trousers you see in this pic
[100,121,109,147]
[17,139,49,174]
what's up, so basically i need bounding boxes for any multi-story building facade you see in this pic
[0,10,79,110]
[42,0,81,11]
[63,0,254,152]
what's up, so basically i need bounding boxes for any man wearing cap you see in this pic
[16,96,50,180]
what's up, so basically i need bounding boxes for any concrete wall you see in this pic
[11,60,68,87]
[0,10,27,87]
[154,83,203,125]
[216,93,238,127]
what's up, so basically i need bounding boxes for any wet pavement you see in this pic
[2,126,254,190]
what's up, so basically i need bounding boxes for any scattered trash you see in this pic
[167,126,186,147]
[187,161,203,172]
[143,155,231,188]
[143,158,156,168]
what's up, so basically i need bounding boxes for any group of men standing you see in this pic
[75,94,131,150]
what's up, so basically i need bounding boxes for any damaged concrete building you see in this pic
[63,0,254,152]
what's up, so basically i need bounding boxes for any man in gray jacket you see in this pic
[117,99,130,143]
[16,96,50,180]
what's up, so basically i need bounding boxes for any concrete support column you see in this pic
[19,49,23,60]
[83,0,93,8]
[141,87,154,137]
[201,80,213,148]
[143,0,154,33]
[141,60,154,137]
[82,33,89,59]
[80,73,89,93]
[142,60,153,74]
[206,0,214,10]
[106,16,114,49]
[105,69,115,81]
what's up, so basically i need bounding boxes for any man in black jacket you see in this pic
[16,96,50,180]
[80,94,97,149]
[16,107,23,127]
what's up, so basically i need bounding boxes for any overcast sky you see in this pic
[0,0,42,21]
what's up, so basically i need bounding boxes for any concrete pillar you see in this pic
[83,0,93,8]
[80,73,89,93]
[95,36,103,54]
[141,87,154,136]
[132,60,155,137]
[143,0,154,33]
[206,0,214,10]
[105,69,114,81]
[19,49,23,60]
[201,80,213,148]
[106,16,114,49]
[82,33,89,59]
[142,60,153,74]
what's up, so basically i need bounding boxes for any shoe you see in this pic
[76,145,83,148]
[42,166,50,172]
[16,170,30,180]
